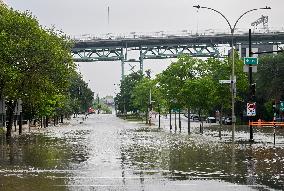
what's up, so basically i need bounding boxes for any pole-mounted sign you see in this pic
[280,101,284,112]
[247,102,256,116]
[244,57,258,65]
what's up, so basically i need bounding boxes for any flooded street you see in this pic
[0,114,284,191]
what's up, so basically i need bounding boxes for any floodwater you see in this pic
[0,114,284,191]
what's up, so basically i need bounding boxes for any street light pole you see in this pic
[145,70,152,126]
[193,5,271,142]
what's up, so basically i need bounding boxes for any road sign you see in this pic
[280,101,284,112]
[244,57,258,65]
[219,80,230,84]
[247,102,256,116]
[219,79,236,84]
[172,108,180,113]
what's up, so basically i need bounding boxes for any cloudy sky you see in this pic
[5,0,283,97]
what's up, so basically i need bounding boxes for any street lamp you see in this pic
[145,69,152,125]
[193,5,271,142]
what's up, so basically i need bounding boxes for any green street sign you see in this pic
[280,101,284,112]
[172,108,180,113]
[244,57,258,65]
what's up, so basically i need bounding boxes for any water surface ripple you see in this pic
[0,114,283,190]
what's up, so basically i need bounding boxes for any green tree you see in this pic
[157,55,203,110]
[132,76,163,122]
[0,7,76,137]
[69,73,94,114]
[256,53,284,120]
[202,53,249,123]
[115,72,143,114]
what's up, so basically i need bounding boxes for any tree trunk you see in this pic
[14,115,17,132]
[45,116,49,127]
[187,107,190,134]
[145,110,149,124]
[169,109,172,130]
[6,101,16,138]
[178,110,181,132]
[174,112,177,131]
[198,110,203,134]
[19,112,22,135]
[219,106,223,138]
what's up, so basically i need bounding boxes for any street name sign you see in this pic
[219,80,235,84]
[244,57,258,65]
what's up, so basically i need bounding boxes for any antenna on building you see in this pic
[107,6,110,25]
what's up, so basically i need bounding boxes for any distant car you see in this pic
[275,117,284,122]
[184,113,200,121]
[206,117,216,123]
[190,114,200,121]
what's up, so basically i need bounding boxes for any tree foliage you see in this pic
[115,72,143,113]
[116,53,250,123]
[255,52,284,120]
[0,7,93,137]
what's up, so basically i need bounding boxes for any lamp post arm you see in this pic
[232,8,258,33]
[198,6,233,33]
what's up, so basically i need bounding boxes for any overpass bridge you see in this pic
[72,31,284,78]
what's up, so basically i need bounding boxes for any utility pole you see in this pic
[193,5,271,142]
[158,104,160,128]
[249,29,254,142]
[145,69,152,126]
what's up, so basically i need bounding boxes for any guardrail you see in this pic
[249,121,284,127]
[249,121,284,145]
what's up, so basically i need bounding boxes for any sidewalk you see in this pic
[151,114,212,133]
[0,119,72,137]
[150,114,284,145]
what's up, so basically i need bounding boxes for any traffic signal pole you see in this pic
[249,29,254,142]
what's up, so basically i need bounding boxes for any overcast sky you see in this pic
[5,0,283,97]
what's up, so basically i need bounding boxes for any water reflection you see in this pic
[121,127,284,190]
[0,132,72,191]
[0,115,283,190]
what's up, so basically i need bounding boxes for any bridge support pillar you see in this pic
[139,58,143,74]
[139,48,144,74]
[121,59,125,79]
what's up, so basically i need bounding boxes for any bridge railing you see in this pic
[72,28,284,42]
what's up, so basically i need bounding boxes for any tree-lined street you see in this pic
[1,1,284,190]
